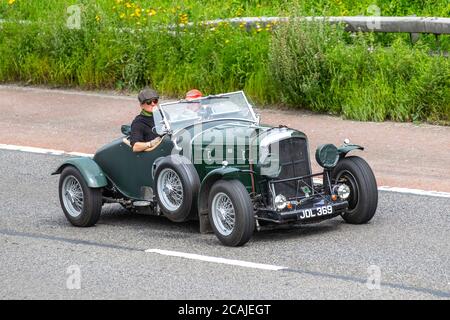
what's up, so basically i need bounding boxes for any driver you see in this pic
[130,88,161,152]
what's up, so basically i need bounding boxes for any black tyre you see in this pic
[332,156,378,224]
[58,166,103,227]
[154,155,200,222]
[208,180,255,247]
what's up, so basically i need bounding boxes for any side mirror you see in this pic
[121,125,131,136]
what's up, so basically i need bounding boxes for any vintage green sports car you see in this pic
[53,91,378,246]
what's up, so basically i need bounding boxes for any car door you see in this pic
[93,135,172,200]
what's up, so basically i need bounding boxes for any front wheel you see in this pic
[332,156,378,224]
[208,180,255,247]
[58,166,103,227]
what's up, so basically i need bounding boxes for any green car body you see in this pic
[54,91,377,246]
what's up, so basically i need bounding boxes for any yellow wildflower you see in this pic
[179,13,188,24]
[125,2,132,8]
[8,0,16,4]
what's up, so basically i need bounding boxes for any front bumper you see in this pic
[255,199,348,224]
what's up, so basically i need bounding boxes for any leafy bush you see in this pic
[269,20,449,123]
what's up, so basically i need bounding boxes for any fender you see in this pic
[197,167,245,234]
[151,156,166,179]
[199,167,244,197]
[338,144,364,158]
[52,157,107,188]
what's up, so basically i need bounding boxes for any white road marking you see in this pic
[0,84,135,101]
[66,151,95,157]
[377,186,450,198]
[0,144,93,158]
[145,248,287,271]
[1,143,450,198]
[314,177,450,198]
[0,85,177,102]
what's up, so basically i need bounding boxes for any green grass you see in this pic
[0,0,449,123]
[2,0,449,22]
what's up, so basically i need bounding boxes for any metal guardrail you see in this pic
[183,16,450,35]
[1,16,449,34]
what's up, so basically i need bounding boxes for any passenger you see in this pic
[185,89,204,116]
[185,89,203,100]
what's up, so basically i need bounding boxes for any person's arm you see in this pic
[132,137,162,152]
[132,141,152,152]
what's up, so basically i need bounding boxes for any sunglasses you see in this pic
[144,99,158,105]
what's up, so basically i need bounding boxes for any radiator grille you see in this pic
[273,137,312,199]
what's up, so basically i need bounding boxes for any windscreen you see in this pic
[156,91,256,133]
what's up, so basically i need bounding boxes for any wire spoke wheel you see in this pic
[208,180,254,246]
[62,175,84,218]
[58,166,102,227]
[157,168,184,212]
[211,192,236,236]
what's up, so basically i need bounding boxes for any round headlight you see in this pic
[274,194,287,210]
[337,184,351,200]
[315,144,339,169]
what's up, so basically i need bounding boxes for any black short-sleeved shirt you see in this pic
[130,114,158,146]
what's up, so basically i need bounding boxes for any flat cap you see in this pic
[138,88,159,104]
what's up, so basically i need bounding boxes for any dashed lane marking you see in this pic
[145,248,287,271]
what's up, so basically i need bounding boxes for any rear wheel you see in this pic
[332,156,378,224]
[208,180,254,247]
[154,155,200,222]
[58,166,102,227]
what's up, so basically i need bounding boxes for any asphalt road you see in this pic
[0,149,449,300]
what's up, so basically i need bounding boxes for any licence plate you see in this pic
[297,205,334,220]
